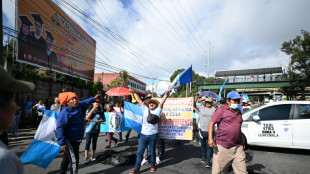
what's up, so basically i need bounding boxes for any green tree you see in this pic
[107,71,129,89]
[281,30,310,99]
[281,30,310,80]
[91,77,104,96]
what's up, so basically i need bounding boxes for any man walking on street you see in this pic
[56,92,100,174]
[208,91,247,174]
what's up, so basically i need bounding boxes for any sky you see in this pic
[3,0,310,94]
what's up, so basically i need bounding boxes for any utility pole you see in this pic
[208,41,211,78]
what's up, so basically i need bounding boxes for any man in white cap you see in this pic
[194,94,216,168]
[0,66,35,173]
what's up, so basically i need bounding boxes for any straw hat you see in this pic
[144,98,160,107]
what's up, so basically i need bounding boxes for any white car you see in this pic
[241,101,310,150]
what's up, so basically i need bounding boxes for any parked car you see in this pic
[241,101,310,150]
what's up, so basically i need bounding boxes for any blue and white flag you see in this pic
[170,66,192,90]
[124,101,143,134]
[21,109,61,169]
[241,93,250,102]
[100,112,131,132]
[217,79,227,101]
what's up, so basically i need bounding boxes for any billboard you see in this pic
[157,97,193,140]
[17,0,96,80]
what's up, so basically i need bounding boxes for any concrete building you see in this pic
[94,73,147,97]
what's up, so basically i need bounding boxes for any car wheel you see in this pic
[242,134,248,150]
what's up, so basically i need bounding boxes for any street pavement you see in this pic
[8,128,310,174]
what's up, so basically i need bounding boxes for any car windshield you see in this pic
[243,104,266,114]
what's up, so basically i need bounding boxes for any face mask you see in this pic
[230,104,239,110]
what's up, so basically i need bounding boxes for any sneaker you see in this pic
[129,169,140,174]
[84,157,89,164]
[141,158,148,165]
[90,156,96,161]
[150,167,156,173]
[156,157,161,164]
[205,162,211,168]
[114,139,118,147]
[201,157,206,163]
[124,136,129,142]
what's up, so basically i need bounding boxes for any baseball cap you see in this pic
[227,91,241,99]
[0,66,35,92]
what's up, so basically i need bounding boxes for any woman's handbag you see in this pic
[147,110,159,124]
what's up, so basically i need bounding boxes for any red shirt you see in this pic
[211,105,243,148]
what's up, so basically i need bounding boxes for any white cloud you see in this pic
[3,0,310,85]
[147,80,170,95]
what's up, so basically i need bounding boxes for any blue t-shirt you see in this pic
[141,103,162,135]
[85,109,104,134]
[25,100,33,111]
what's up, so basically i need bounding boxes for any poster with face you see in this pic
[17,0,96,80]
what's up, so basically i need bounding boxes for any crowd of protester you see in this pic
[0,65,249,174]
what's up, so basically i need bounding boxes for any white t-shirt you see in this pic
[141,103,162,135]
[35,104,45,117]
[113,106,124,113]
[35,104,45,109]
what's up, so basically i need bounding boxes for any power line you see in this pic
[145,0,202,53]
[11,0,175,81]
[169,0,205,53]
[3,25,169,82]
[118,0,194,58]
[58,0,174,75]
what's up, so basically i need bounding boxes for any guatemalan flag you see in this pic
[21,109,61,169]
[124,101,143,134]
[100,112,131,132]
[170,66,192,90]
[241,93,250,102]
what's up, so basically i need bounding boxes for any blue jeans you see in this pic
[134,133,158,170]
[200,136,213,163]
[13,114,20,135]
[85,133,99,151]
[118,132,122,141]
[143,138,166,158]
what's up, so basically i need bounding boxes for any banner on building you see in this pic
[157,97,193,140]
[17,0,96,80]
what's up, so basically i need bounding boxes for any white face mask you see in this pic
[230,103,239,110]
